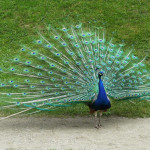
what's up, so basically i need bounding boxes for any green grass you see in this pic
[0,0,150,118]
[1,100,150,118]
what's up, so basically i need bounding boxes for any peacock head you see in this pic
[98,71,104,78]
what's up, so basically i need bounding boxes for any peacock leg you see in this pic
[94,111,99,129]
[98,111,103,128]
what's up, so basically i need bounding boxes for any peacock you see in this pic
[0,23,150,128]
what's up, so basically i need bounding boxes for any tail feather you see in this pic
[0,23,150,118]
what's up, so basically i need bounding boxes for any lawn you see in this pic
[0,0,150,118]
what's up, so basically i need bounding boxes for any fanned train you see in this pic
[0,23,150,127]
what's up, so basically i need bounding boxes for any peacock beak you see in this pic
[98,72,104,77]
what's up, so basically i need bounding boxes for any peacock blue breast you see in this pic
[91,78,111,111]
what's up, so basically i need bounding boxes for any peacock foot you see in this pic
[98,124,102,128]
[95,124,102,129]
[95,125,99,129]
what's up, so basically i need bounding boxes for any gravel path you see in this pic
[0,116,150,150]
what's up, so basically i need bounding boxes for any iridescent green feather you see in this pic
[0,23,150,118]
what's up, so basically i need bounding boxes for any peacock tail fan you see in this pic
[0,23,150,119]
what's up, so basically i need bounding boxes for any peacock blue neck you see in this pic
[90,75,111,111]
[97,77,109,103]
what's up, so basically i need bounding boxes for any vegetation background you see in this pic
[0,0,150,117]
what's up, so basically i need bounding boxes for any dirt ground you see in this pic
[0,116,150,150]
